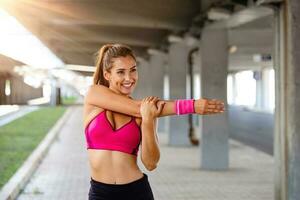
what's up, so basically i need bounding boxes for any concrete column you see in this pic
[11,77,17,104]
[5,76,11,105]
[168,42,190,146]
[0,75,5,105]
[231,73,238,105]
[149,53,167,133]
[50,78,61,106]
[274,1,300,199]
[262,68,274,111]
[149,53,166,98]
[255,70,264,110]
[18,79,24,104]
[200,27,229,170]
[19,79,24,104]
[133,58,151,99]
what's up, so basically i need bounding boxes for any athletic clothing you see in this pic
[88,173,154,200]
[85,110,141,156]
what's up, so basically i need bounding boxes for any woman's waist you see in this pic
[90,167,143,184]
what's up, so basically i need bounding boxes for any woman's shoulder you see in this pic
[85,84,111,98]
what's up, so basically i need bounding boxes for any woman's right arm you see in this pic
[84,84,176,117]
[85,84,142,117]
[84,84,224,117]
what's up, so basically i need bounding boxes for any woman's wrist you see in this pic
[142,117,155,124]
[174,99,195,115]
[194,99,205,114]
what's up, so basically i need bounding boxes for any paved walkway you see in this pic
[16,106,274,200]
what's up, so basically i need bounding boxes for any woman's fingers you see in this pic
[204,108,224,114]
[147,96,160,104]
[207,104,225,110]
[157,101,165,114]
[153,97,160,104]
[202,98,225,114]
[144,96,152,102]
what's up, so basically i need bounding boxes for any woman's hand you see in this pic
[140,96,165,121]
[194,98,225,115]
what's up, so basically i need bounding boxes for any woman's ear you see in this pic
[103,70,110,81]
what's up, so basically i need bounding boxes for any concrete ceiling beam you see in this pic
[228,29,273,46]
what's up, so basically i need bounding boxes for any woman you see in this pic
[84,44,224,200]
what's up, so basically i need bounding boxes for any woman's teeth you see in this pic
[122,83,132,88]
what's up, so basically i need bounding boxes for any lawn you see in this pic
[0,106,66,189]
[61,96,78,105]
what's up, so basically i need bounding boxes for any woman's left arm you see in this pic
[139,97,164,171]
[140,118,160,171]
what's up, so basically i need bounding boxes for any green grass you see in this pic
[61,96,77,105]
[0,106,66,189]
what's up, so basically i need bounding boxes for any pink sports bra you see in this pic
[84,110,141,156]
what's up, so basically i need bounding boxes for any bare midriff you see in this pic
[88,149,143,184]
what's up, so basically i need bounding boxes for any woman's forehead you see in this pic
[112,56,136,69]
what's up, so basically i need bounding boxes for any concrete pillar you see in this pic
[200,27,229,170]
[0,75,5,105]
[274,1,300,199]
[254,70,264,110]
[149,53,167,133]
[262,68,270,111]
[50,78,61,106]
[10,78,14,104]
[168,42,190,146]
[231,73,238,105]
[149,53,166,98]
[133,58,151,99]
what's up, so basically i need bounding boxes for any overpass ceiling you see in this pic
[1,0,200,75]
[1,1,275,75]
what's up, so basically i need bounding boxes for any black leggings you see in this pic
[88,173,154,200]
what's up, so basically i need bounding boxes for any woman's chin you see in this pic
[120,89,132,96]
[120,86,135,95]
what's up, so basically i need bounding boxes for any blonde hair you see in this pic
[93,44,136,87]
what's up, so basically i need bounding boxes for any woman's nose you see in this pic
[125,73,131,80]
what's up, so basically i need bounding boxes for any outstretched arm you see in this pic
[85,84,175,117]
[85,84,224,117]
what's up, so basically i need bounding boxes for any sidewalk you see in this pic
[16,106,274,200]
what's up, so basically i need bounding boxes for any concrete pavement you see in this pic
[16,106,274,200]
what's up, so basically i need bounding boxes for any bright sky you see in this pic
[0,8,64,69]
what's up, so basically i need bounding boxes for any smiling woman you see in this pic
[83,43,224,200]
[84,44,156,200]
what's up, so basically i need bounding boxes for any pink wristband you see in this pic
[174,99,195,115]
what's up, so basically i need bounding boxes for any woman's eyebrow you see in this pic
[116,66,136,70]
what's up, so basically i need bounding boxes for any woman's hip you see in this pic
[88,173,154,200]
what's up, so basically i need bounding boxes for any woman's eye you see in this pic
[131,69,136,72]
[117,71,124,74]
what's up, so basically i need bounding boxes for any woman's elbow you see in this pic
[144,162,158,171]
[142,157,159,171]
[84,85,96,104]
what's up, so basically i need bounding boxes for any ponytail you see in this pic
[93,44,111,87]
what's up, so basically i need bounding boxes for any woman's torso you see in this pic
[83,104,143,184]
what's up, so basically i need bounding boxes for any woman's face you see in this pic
[104,55,138,96]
